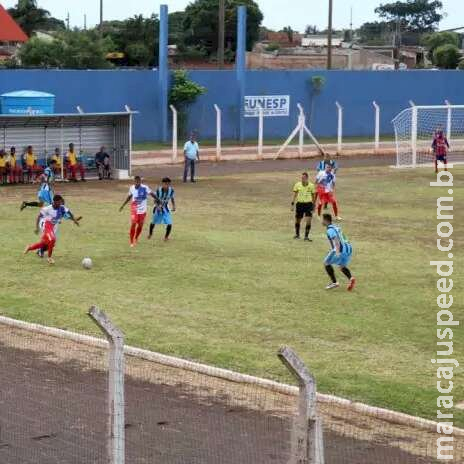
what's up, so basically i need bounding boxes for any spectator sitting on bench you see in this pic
[66,143,86,182]
[95,146,111,180]
[23,146,41,183]
[7,147,22,184]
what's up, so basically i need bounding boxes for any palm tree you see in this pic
[8,0,65,37]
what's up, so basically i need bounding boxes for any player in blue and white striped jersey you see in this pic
[148,177,176,241]
[322,214,356,291]
[20,160,57,211]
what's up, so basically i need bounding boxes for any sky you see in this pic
[1,0,463,32]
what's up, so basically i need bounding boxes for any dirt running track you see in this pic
[0,340,439,464]
[134,154,397,180]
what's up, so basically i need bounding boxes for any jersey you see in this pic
[25,152,36,167]
[67,151,78,166]
[316,171,336,193]
[0,157,5,168]
[293,182,315,204]
[316,159,338,174]
[51,154,62,167]
[129,184,152,214]
[432,136,449,157]
[7,154,17,168]
[155,186,175,213]
[39,205,70,228]
[43,166,54,183]
[327,224,351,254]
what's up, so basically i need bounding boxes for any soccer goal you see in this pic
[392,104,464,168]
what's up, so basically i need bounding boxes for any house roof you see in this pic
[0,4,28,43]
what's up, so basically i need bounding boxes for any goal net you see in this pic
[392,105,464,168]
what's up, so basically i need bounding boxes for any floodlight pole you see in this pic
[218,0,226,68]
[327,0,333,69]
[100,0,104,29]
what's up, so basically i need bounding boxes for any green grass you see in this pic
[133,135,395,151]
[0,166,463,425]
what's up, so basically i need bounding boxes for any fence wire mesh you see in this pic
[1,319,463,464]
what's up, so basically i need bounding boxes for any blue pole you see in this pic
[236,5,247,143]
[159,4,169,143]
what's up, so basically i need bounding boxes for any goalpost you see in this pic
[392,104,464,168]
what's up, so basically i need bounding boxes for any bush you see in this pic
[433,44,462,69]
[265,42,280,52]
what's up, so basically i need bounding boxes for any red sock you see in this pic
[130,224,137,244]
[435,160,438,173]
[332,202,339,217]
[47,240,56,258]
[444,160,448,171]
[317,204,322,216]
[28,241,46,252]
[135,223,144,241]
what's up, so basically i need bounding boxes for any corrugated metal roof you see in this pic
[0,5,28,43]
[0,112,136,128]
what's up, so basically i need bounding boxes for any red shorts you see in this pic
[317,185,325,197]
[320,191,336,204]
[130,204,146,225]
[42,222,56,244]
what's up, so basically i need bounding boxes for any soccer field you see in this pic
[0,163,462,426]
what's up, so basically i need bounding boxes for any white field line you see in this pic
[1,315,462,436]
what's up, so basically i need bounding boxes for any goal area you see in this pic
[392,105,464,168]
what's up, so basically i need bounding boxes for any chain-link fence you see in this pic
[1,310,462,464]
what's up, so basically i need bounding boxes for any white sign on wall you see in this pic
[244,95,290,118]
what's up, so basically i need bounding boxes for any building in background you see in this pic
[0,4,28,62]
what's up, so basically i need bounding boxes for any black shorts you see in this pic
[295,202,313,219]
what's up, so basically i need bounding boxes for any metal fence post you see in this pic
[89,306,125,464]
[258,104,264,160]
[297,104,305,158]
[373,101,380,152]
[335,101,343,155]
[278,346,324,464]
[170,105,178,163]
[214,104,222,161]
[445,100,452,143]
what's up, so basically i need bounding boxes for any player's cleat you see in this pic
[37,249,44,258]
[347,277,356,292]
[294,235,301,240]
[20,202,27,211]
[325,282,340,290]
[304,237,312,242]
[164,237,170,242]
[47,257,55,265]
[335,216,343,221]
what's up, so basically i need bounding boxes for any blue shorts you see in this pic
[38,190,53,205]
[152,209,172,225]
[324,245,353,267]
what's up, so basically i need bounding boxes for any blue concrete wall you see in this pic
[1,69,464,142]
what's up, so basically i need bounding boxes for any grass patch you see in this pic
[0,165,462,425]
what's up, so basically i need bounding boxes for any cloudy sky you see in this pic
[2,0,462,31]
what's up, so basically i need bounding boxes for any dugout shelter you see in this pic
[0,111,135,178]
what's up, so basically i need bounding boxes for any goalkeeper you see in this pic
[432,130,449,174]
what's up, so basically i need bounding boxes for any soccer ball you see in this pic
[82,257,93,270]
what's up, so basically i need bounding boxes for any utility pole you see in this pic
[218,0,225,68]
[84,14,87,31]
[100,0,104,29]
[350,6,353,42]
[393,17,401,70]
[327,0,333,69]
[66,12,70,30]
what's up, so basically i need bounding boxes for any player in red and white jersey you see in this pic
[120,176,157,247]
[315,164,342,221]
[24,195,80,264]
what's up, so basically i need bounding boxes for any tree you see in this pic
[424,31,460,60]
[281,26,294,43]
[8,0,65,36]
[182,0,263,59]
[17,30,114,69]
[305,25,319,36]
[375,0,443,32]
[433,44,461,69]
[169,70,206,136]
[358,21,393,44]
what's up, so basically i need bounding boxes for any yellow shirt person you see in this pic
[51,151,62,168]
[0,153,6,168]
[292,173,316,241]
[25,147,36,168]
